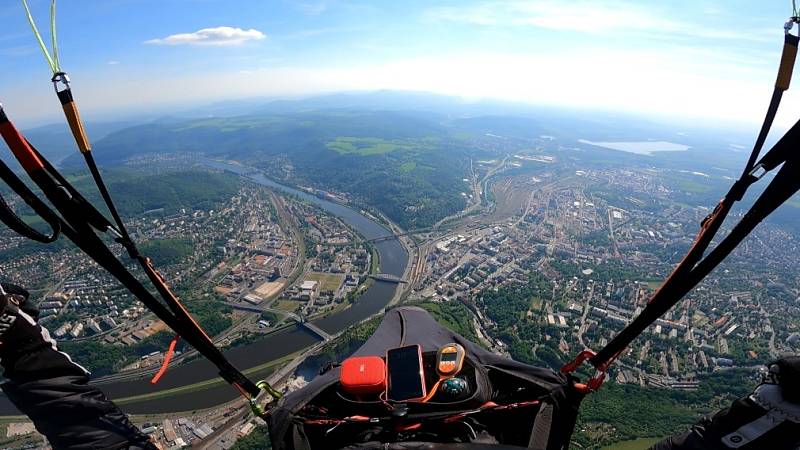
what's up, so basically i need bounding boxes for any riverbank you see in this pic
[0,161,411,417]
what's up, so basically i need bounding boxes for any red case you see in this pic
[340,356,387,394]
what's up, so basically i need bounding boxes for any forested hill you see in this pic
[11,168,240,225]
[64,110,478,229]
[54,94,768,229]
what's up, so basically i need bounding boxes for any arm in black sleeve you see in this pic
[652,357,800,450]
[0,283,156,450]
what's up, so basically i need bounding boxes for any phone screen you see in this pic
[386,345,425,401]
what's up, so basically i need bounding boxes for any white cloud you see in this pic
[108,60,120,65]
[145,26,266,47]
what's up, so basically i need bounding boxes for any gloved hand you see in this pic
[652,356,800,450]
[0,283,157,449]
[0,282,85,380]
[772,356,800,404]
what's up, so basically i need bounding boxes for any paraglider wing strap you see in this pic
[0,159,60,244]
[292,423,312,450]
[56,88,91,154]
[0,192,58,243]
[777,33,799,90]
[527,402,553,450]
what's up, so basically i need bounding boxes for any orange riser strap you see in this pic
[0,119,46,172]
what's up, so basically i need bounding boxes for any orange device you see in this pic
[340,356,387,395]
[422,343,466,402]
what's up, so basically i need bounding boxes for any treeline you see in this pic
[418,300,480,343]
[61,331,176,377]
[230,425,271,449]
[104,170,241,216]
[475,272,561,368]
[548,259,647,284]
[59,299,232,376]
[478,271,552,330]
[574,369,758,447]
[138,238,194,266]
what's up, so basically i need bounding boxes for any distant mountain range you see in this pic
[7,91,788,229]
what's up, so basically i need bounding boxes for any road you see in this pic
[432,155,510,229]
[576,283,594,350]
[607,208,621,257]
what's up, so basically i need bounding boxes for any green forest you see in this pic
[230,425,271,449]
[60,299,232,376]
[80,111,482,229]
[574,369,757,447]
[138,238,194,266]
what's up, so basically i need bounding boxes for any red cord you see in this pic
[150,335,180,384]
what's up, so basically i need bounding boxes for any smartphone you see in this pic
[386,345,426,401]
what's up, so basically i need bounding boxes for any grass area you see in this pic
[304,272,345,292]
[602,437,662,449]
[275,299,305,312]
[176,116,286,132]
[368,243,380,275]
[326,137,412,155]
[17,214,44,226]
[692,312,709,327]
[675,178,713,194]
[646,280,663,291]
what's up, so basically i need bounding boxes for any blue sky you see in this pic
[1,0,798,127]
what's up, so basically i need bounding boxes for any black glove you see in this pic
[0,284,157,449]
[0,282,38,320]
[0,283,84,380]
[772,356,800,404]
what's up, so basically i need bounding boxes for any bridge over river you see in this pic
[369,273,407,283]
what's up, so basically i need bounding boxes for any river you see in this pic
[0,161,409,415]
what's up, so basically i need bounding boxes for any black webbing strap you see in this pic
[528,402,553,450]
[0,193,54,242]
[741,33,798,178]
[0,161,59,243]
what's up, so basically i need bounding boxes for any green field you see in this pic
[326,137,412,155]
[675,178,713,194]
[646,280,663,291]
[602,437,662,449]
[304,272,345,292]
[275,299,305,312]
